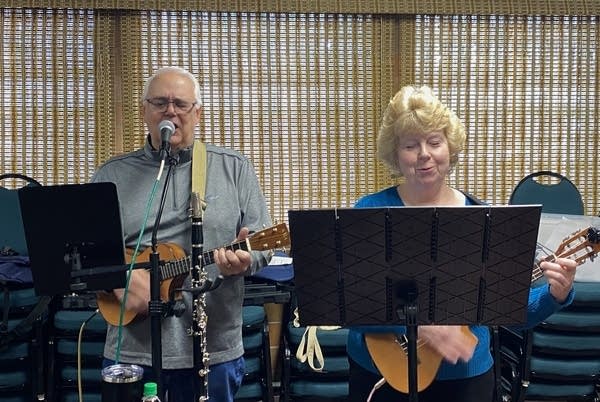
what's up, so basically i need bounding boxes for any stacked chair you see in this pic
[51,291,275,402]
[500,282,600,401]
[0,282,47,401]
[498,170,600,402]
[280,323,350,401]
[0,173,48,402]
[48,295,107,402]
[235,304,274,402]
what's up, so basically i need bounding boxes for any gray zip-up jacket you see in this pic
[92,137,272,368]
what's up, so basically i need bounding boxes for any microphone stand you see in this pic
[149,152,177,402]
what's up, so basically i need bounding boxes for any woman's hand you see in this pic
[540,257,577,303]
[417,325,477,364]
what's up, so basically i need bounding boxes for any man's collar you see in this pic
[144,133,193,164]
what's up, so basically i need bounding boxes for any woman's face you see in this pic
[396,130,451,187]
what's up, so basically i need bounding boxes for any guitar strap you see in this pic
[192,139,208,204]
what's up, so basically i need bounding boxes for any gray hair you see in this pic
[141,66,203,107]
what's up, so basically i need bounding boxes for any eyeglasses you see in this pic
[145,97,197,114]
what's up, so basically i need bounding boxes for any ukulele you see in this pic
[97,223,290,326]
[365,226,600,393]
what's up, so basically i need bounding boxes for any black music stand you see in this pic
[18,182,127,296]
[288,205,542,401]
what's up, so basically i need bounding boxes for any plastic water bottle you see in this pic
[141,382,161,402]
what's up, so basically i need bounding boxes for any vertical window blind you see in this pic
[0,7,598,221]
[0,8,96,185]
[100,10,391,223]
[413,15,599,209]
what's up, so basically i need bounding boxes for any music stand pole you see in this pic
[404,306,419,402]
[394,279,420,401]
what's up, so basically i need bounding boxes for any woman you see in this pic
[347,85,577,402]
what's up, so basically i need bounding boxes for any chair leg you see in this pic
[32,316,46,401]
[491,326,502,402]
[262,320,275,402]
[46,301,58,402]
[280,337,291,402]
[516,330,534,402]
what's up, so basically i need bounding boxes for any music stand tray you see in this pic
[18,182,127,296]
[288,205,541,327]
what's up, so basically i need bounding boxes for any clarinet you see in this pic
[190,192,210,401]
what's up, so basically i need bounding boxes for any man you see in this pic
[92,66,272,401]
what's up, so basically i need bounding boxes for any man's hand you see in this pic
[113,268,150,315]
[214,227,253,276]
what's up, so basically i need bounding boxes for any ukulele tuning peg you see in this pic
[588,227,600,244]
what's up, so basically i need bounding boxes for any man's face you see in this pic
[143,71,202,152]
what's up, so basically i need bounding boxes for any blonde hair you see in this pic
[376,85,466,176]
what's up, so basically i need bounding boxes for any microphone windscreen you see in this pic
[158,120,175,144]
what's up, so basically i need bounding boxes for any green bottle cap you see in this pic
[143,382,158,397]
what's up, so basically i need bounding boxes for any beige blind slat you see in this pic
[2,0,600,16]
[1,7,599,217]
[0,9,96,186]
[414,14,599,214]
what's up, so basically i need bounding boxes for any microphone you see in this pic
[158,120,175,156]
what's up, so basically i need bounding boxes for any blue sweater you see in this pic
[347,186,574,380]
